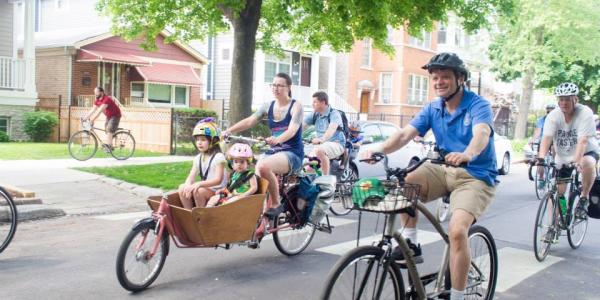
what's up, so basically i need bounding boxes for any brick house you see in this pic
[345,27,438,120]
[34,28,207,108]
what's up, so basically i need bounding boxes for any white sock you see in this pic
[401,228,417,243]
[450,288,465,300]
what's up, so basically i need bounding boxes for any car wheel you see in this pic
[498,152,510,175]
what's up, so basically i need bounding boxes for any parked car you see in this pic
[303,120,425,178]
[424,133,513,175]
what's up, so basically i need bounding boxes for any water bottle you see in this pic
[559,196,568,217]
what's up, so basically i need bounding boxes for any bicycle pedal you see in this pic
[247,241,260,249]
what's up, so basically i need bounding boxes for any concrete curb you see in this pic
[0,204,66,222]
[98,176,164,198]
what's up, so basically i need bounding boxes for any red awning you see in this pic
[135,63,202,86]
[76,49,151,66]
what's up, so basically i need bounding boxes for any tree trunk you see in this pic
[515,67,534,139]
[228,0,262,128]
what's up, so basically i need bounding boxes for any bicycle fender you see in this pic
[132,217,157,231]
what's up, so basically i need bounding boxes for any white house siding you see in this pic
[212,33,234,101]
[38,0,106,32]
[0,1,13,56]
[335,53,349,101]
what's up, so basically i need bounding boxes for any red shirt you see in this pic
[94,95,121,119]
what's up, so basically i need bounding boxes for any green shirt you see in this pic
[230,171,251,195]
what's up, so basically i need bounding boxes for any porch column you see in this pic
[254,51,266,105]
[23,0,37,97]
[327,55,336,99]
[310,54,319,91]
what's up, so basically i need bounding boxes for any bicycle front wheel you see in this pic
[321,245,405,300]
[68,130,98,161]
[465,225,498,300]
[116,219,169,292]
[567,192,588,249]
[534,167,549,200]
[0,187,17,253]
[111,130,136,160]
[533,193,555,262]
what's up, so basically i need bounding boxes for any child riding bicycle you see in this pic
[178,118,227,209]
[206,143,258,207]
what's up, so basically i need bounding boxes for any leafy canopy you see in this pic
[97,0,511,56]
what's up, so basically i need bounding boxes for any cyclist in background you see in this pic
[537,82,599,217]
[530,103,556,189]
[83,86,122,152]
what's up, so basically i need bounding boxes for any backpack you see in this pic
[312,108,350,141]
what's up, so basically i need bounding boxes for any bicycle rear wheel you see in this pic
[116,219,169,292]
[272,186,316,256]
[68,130,98,161]
[111,130,136,160]
[0,187,17,253]
[533,193,555,262]
[320,245,405,300]
[567,192,588,249]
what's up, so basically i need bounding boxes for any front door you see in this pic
[300,57,311,87]
[360,92,370,113]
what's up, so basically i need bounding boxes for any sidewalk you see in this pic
[0,156,192,220]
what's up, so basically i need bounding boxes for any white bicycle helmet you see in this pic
[554,82,579,97]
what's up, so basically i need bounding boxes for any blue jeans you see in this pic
[279,150,303,175]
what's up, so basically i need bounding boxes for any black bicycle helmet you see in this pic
[422,52,469,79]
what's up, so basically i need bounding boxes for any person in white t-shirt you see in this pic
[538,82,599,213]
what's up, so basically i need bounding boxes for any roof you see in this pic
[135,63,202,86]
[20,26,207,64]
[76,49,151,66]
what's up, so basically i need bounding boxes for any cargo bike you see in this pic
[115,136,337,292]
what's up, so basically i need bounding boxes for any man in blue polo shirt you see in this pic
[364,53,496,300]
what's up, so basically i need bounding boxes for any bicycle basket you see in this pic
[337,180,357,209]
[351,178,420,213]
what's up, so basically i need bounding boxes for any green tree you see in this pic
[489,0,600,138]
[98,0,510,126]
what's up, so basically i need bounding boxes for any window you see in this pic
[148,84,172,104]
[362,124,383,142]
[455,27,463,46]
[131,83,144,98]
[55,0,69,11]
[361,39,371,67]
[438,23,447,44]
[379,124,398,139]
[221,48,230,61]
[407,74,429,105]
[0,117,9,134]
[175,86,187,105]
[264,52,292,83]
[379,73,392,103]
[408,31,431,49]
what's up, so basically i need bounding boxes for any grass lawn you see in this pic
[76,161,195,190]
[0,142,166,160]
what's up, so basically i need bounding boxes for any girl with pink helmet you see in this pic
[206,143,259,207]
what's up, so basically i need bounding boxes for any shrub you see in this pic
[173,108,219,155]
[0,131,9,142]
[23,111,58,142]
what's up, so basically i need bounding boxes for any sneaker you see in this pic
[392,239,423,265]
[576,197,589,219]
[264,204,285,219]
[102,143,113,153]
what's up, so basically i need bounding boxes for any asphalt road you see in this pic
[1,164,600,299]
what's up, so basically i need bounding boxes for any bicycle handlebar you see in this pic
[360,152,466,181]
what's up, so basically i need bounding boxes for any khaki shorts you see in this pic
[105,116,120,134]
[410,161,495,219]
[317,141,345,160]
